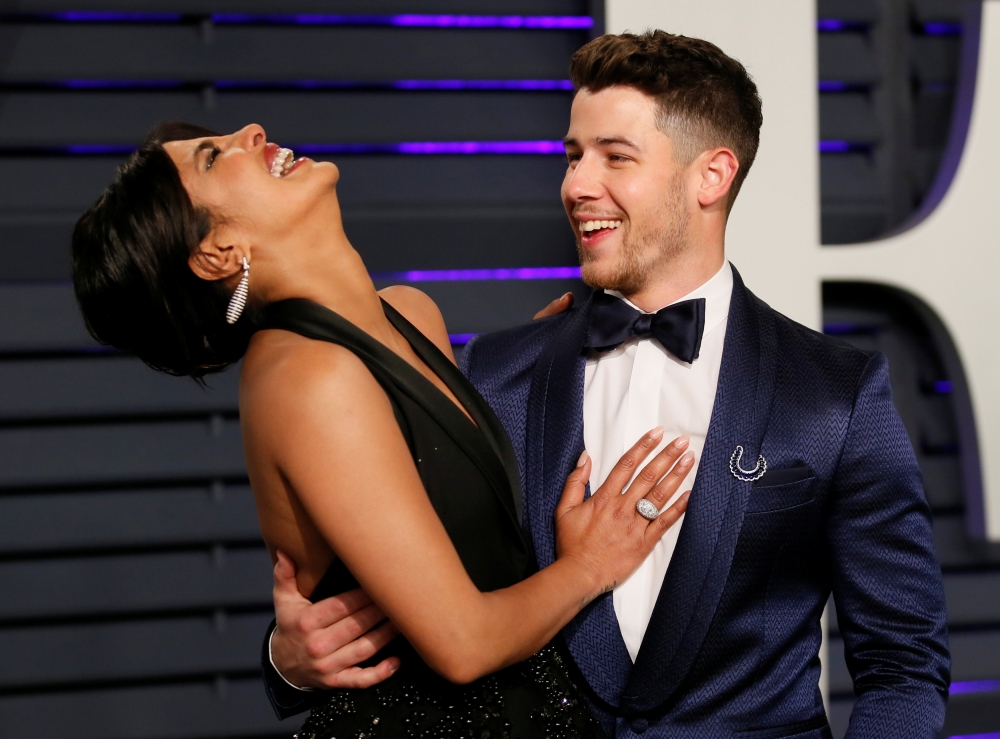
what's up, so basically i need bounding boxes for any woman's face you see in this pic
[164,124,340,241]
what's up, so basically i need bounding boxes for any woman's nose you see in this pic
[235,123,267,151]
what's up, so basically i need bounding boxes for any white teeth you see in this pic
[578,219,622,232]
[270,147,295,177]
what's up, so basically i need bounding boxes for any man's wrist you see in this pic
[269,628,316,692]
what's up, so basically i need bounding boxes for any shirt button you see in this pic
[630,717,648,734]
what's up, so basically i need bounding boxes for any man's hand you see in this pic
[533,292,575,320]
[270,551,400,689]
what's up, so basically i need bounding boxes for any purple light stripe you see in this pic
[950,678,1000,695]
[61,79,185,89]
[393,79,574,90]
[819,140,852,153]
[925,22,962,36]
[31,141,567,157]
[31,12,592,29]
[449,333,478,345]
[212,79,573,91]
[295,141,565,155]
[397,140,563,154]
[817,19,869,32]
[210,13,592,28]
[372,267,582,282]
[934,380,954,394]
[66,144,135,154]
[947,734,1000,739]
[50,11,182,22]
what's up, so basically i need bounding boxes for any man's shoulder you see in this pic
[461,311,571,379]
[753,293,878,391]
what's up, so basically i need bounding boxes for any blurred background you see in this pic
[0,1,997,737]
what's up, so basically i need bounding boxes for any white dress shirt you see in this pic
[583,261,733,661]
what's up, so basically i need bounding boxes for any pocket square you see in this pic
[753,464,815,488]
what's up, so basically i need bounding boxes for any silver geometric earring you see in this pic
[225,257,250,324]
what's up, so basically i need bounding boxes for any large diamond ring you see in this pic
[636,499,660,521]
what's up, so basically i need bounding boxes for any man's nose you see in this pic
[564,154,603,201]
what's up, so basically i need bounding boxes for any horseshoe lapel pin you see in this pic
[730,445,767,482]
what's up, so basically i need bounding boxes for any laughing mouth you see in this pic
[578,218,623,236]
[270,147,297,177]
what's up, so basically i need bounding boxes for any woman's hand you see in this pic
[554,428,693,601]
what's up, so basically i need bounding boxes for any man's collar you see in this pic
[604,260,734,337]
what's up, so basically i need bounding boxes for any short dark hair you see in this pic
[72,122,255,379]
[570,30,763,208]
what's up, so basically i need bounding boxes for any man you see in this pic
[262,31,950,737]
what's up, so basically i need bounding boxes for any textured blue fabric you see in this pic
[462,268,950,738]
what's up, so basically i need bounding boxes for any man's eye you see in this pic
[566,153,581,164]
[206,147,221,170]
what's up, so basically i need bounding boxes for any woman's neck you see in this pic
[256,223,398,348]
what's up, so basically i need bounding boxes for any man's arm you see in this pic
[829,353,950,738]
[262,552,400,719]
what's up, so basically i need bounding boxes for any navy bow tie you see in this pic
[584,291,706,363]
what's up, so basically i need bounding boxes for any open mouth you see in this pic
[578,218,623,243]
[266,143,307,178]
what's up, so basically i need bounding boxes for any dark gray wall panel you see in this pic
[0,418,245,488]
[941,691,1000,737]
[0,282,96,352]
[0,611,271,688]
[0,484,259,554]
[0,278,588,353]
[0,154,567,213]
[0,547,271,619]
[0,25,587,82]
[0,356,237,420]
[818,92,879,142]
[349,205,575,271]
[818,34,878,83]
[374,275,589,334]
[933,513,1000,569]
[0,676,295,739]
[0,90,573,146]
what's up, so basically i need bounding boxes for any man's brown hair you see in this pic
[570,30,763,209]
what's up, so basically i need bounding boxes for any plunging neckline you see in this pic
[261,297,525,527]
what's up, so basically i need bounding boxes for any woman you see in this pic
[72,122,695,738]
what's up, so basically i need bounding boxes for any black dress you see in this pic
[261,299,604,739]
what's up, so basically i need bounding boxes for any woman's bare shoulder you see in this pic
[240,329,386,423]
[378,285,456,363]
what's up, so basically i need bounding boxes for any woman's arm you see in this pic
[247,340,690,684]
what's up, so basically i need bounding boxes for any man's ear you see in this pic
[695,147,740,209]
[188,223,249,283]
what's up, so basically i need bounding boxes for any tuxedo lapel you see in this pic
[524,295,633,708]
[622,268,779,714]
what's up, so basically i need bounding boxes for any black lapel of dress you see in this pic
[381,300,525,527]
[621,267,779,715]
[264,298,522,537]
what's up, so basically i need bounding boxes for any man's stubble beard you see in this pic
[578,174,689,295]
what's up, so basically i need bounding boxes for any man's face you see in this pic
[561,86,691,294]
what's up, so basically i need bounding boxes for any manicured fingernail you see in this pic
[577,450,590,467]
[675,435,690,449]
[649,426,664,440]
[680,452,694,466]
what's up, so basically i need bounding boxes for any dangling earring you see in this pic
[226,257,250,324]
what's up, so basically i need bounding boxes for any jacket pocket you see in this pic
[753,464,814,487]
[746,474,817,513]
[733,715,831,739]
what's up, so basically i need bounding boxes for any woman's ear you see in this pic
[696,147,740,209]
[188,223,249,283]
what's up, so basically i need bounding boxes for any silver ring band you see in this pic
[636,498,660,521]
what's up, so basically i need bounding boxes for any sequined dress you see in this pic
[262,299,605,739]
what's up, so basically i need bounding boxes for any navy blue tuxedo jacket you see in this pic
[262,268,949,738]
